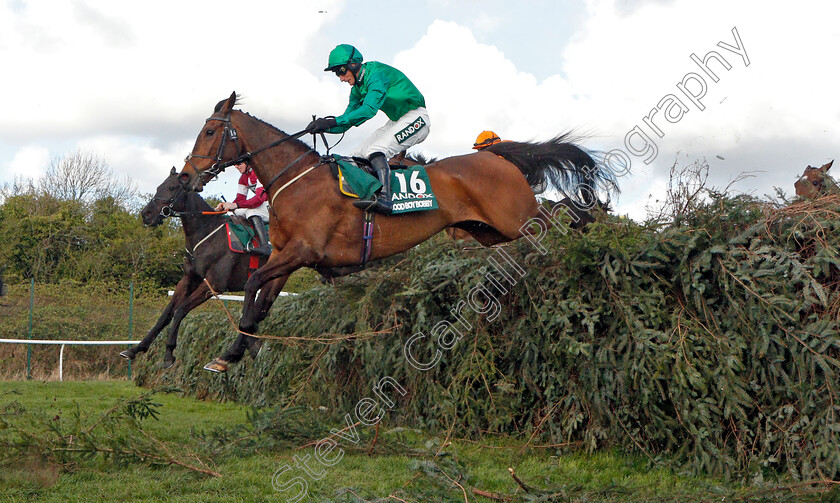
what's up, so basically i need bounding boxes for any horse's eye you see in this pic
[813,180,820,186]
[205,129,215,136]
[169,186,177,191]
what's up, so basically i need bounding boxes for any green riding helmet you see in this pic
[324,44,363,74]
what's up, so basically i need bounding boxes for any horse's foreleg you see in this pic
[161,280,215,369]
[206,250,302,373]
[213,274,291,367]
[121,275,195,360]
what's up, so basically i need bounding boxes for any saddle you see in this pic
[326,155,382,200]
[325,155,439,214]
[225,215,267,254]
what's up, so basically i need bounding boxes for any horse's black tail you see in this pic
[484,133,618,209]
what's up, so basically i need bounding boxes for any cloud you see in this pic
[553,0,840,217]
[396,1,840,220]
[0,0,342,141]
[2,0,838,224]
[76,135,194,196]
[7,145,51,180]
[0,0,344,191]
[396,21,576,155]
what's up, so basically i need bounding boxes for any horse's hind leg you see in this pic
[205,249,302,373]
[161,280,216,369]
[205,276,290,373]
[121,274,196,360]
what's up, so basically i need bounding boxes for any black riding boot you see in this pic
[353,152,394,215]
[247,216,272,256]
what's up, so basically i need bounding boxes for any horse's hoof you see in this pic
[119,350,134,360]
[162,357,175,369]
[247,339,264,359]
[203,359,229,373]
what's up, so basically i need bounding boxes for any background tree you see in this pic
[0,149,182,289]
[39,149,137,205]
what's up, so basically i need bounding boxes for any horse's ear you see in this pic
[170,166,177,176]
[215,91,237,114]
[821,160,834,172]
[225,91,237,111]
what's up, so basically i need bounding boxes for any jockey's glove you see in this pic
[306,117,337,134]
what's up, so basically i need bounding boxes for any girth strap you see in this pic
[361,211,374,265]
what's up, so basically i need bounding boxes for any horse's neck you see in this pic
[237,114,320,191]
[179,194,224,244]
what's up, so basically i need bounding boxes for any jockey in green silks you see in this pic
[307,44,431,215]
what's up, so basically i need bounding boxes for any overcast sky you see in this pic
[1,0,838,220]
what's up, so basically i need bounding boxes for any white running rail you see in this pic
[0,339,140,381]
[167,290,296,300]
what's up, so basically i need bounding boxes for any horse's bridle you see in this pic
[153,188,185,218]
[183,110,321,193]
[184,114,242,185]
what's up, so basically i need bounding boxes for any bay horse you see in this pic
[794,160,836,198]
[390,150,473,240]
[120,167,283,368]
[178,92,618,373]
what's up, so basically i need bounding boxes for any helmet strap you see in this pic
[347,47,361,75]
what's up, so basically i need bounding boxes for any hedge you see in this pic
[135,192,840,480]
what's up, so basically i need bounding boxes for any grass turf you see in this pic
[0,380,829,502]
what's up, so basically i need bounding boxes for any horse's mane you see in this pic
[234,110,314,153]
[215,96,310,151]
[406,152,437,165]
[186,188,214,212]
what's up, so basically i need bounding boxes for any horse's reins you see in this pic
[185,112,339,202]
[153,194,226,219]
[181,112,350,254]
[152,192,227,258]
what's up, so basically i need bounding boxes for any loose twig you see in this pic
[508,467,537,494]
[297,421,362,450]
[368,421,380,455]
[471,488,515,501]
[51,446,221,477]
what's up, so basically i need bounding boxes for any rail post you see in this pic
[27,277,34,380]
[127,281,134,379]
[59,344,65,381]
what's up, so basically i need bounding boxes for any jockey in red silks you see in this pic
[214,161,272,255]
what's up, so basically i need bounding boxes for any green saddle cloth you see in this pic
[331,154,438,214]
[224,216,268,251]
[332,154,381,200]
